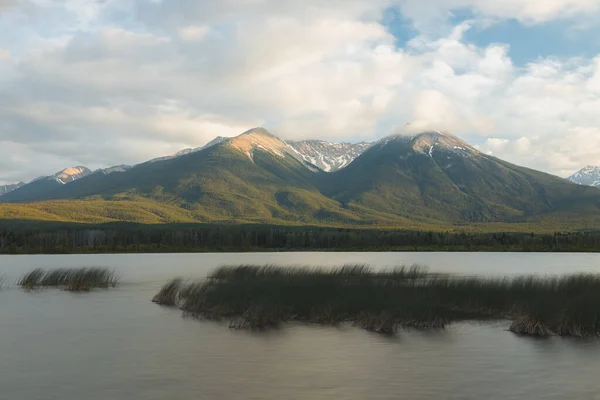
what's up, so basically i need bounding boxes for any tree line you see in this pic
[1,224,600,253]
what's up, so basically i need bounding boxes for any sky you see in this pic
[1,0,600,185]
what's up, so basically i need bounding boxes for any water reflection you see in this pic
[3,252,600,283]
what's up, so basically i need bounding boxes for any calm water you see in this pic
[2,252,600,399]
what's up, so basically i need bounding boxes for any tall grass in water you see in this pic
[19,268,118,292]
[152,278,183,306]
[155,265,600,337]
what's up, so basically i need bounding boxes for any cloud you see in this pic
[178,25,209,41]
[0,0,16,11]
[396,0,600,31]
[1,0,600,184]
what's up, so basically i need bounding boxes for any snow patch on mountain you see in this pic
[568,166,600,188]
[286,140,372,172]
[99,165,131,175]
[411,131,478,155]
[0,182,25,196]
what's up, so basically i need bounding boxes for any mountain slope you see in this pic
[321,131,600,224]
[568,166,600,188]
[286,140,372,172]
[148,136,228,163]
[2,166,92,203]
[0,199,199,224]
[0,182,25,197]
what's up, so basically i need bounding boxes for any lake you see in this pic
[2,252,600,399]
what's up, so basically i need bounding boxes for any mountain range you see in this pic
[1,127,600,230]
[0,134,372,199]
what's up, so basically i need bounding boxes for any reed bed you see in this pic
[18,268,118,291]
[154,265,600,337]
[152,278,184,306]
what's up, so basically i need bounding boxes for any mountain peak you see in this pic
[568,165,600,188]
[411,130,473,151]
[377,130,478,158]
[581,165,600,172]
[239,127,275,137]
[52,166,92,184]
[229,128,288,160]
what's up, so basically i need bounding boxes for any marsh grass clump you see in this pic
[509,316,555,336]
[18,268,118,292]
[158,264,440,333]
[400,317,447,330]
[152,278,184,306]
[155,265,600,337]
[353,312,397,334]
[19,268,46,291]
[228,305,283,330]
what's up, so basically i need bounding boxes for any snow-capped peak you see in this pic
[286,140,372,172]
[568,165,600,188]
[376,131,478,158]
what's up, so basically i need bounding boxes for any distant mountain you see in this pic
[97,165,132,175]
[568,166,600,188]
[286,140,371,172]
[2,128,600,229]
[1,166,91,202]
[0,182,25,197]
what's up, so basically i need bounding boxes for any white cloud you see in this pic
[178,25,209,41]
[1,0,600,184]
[485,138,510,152]
[396,0,600,31]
